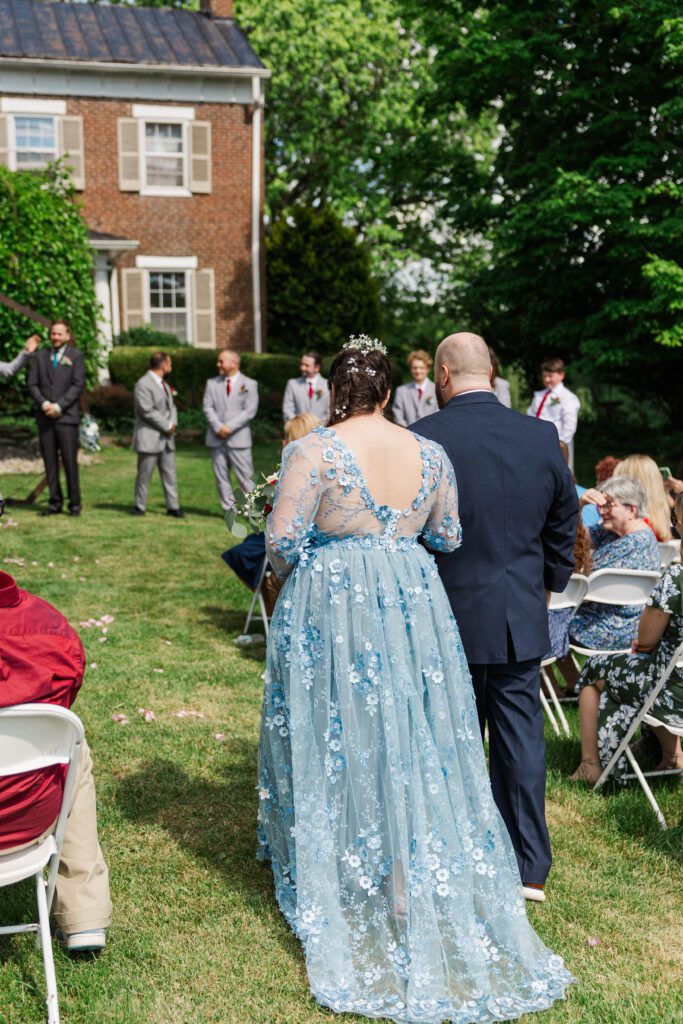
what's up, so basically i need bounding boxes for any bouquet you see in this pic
[224,470,279,538]
[79,414,101,453]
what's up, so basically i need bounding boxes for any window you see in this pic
[14,116,57,170]
[144,122,185,189]
[148,272,189,341]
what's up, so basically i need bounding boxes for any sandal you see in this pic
[653,754,683,773]
[570,759,602,785]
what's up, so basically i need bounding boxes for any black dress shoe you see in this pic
[132,506,145,517]
[166,509,185,518]
[68,509,81,517]
[39,508,62,517]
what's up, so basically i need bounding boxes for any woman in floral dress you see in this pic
[571,496,683,784]
[258,339,574,1024]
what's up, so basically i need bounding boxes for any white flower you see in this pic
[359,875,373,889]
[436,883,450,897]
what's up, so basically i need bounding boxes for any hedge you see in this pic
[109,349,301,409]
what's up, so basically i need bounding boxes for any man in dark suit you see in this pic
[412,332,578,902]
[28,319,85,516]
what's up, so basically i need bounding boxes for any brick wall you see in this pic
[8,94,262,351]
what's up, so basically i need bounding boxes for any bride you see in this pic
[257,337,574,1023]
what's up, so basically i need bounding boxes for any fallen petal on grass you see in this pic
[214,732,226,742]
[138,708,156,722]
[587,937,600,948]
[153,668,164,674]
[101,615,115,624]
[99,636,108,643]
[111,714,129,725]
[172,710,206,719]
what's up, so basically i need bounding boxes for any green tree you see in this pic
[266,205,381,354]
[405,2,683,424]
[0,162,101,404]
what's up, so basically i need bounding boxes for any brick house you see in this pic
[0,0,269,360]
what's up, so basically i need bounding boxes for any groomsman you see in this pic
[391,349,437,427]
[0,334,40,378]
[203,349,259,512]
[282,351,329,423]
[527,357,581,469]
[132,352,183,517]
[27,320,85,517]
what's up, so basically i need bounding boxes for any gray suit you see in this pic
[132,371,179,511]
[203,373,259,511]
[392,379,437,427]
[0,349,30,379]
[282,375,329,423]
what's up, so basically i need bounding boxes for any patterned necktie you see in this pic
[308,383,314,400]
[226,379,232,397]
[535,389,551,418]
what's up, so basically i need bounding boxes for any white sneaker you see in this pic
[56,928,106,954]
[522,886,546,903]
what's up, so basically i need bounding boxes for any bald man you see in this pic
[411,332,578,901]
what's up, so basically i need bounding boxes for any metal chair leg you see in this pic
[35,873,60,1024]
[623,748,667,829]
[541,668,571,738]
[540,689,560,736]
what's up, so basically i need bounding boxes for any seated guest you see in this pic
[571,495,683,784]
[0,570,111,953]
[391,350,436,426]
[553,476,660,693]
[222,413,320,614]
[613,454,673,541]
[488,346,511,408]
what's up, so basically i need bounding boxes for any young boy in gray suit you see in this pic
[203,349,259,512]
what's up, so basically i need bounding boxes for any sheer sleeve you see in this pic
[421,449,462,553]
[266,440,322,578]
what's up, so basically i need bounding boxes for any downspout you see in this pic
[251,75,263,353]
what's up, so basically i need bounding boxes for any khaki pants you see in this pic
[6,739,112,933]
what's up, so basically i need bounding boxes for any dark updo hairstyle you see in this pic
[327,343,392,425]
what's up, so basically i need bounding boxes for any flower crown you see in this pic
[343,334,387,356]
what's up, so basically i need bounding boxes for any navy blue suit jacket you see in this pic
[411,392,578,664]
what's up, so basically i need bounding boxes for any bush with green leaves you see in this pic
[0,162,100,413]
[113,323,188,348]
[266,206,382,356]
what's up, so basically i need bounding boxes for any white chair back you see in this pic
[658,540,681,570]
[549,574,589,611]
[584,568,660,606]
[0,704,84,907]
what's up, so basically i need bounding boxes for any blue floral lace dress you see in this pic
[258,427,574,1024]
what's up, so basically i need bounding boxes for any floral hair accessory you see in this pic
[343,334,387,356]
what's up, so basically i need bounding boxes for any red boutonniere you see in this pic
[425,395,434,405]
[550,396,561,406]
[239,384,248,394]
[171,388,178,398]
[315,388,324,400]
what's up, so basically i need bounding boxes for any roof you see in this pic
[0,0,264,71]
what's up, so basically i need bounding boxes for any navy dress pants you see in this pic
[469,656,552,886]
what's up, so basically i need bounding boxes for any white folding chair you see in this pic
[243,555,270,639]
[540,574,590,736]
[0,704,84,1024]
[569,568,661,660]
[658,540,681,571]
[593,641,683,828]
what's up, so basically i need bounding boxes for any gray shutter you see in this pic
[192,269,215,348]
[59,116,85,190]
[122,269,146,330]
[118,118,140,192]
[0,115,9,168]
[189,121,211,194]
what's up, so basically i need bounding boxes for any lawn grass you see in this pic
[0,442,681,1024]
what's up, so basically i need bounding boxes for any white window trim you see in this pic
[139,264,194,346]
[7,113,59,172]
[132,104,195,121]
[136,255,197,270]
[138,117,191,197]
[1,98,66,114]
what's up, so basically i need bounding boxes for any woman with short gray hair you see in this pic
[566,475,659,653]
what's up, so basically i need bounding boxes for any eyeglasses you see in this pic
[601,500,635,513]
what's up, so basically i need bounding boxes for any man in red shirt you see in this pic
[0,570,111,953]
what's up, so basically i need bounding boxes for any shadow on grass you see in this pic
[199,606,268,664]
[92,501,219,519]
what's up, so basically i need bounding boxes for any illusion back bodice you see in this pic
[266,426,461,576]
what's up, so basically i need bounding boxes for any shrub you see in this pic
[266,206,382,355]
[113,324,188,348]
[87,384,134,427]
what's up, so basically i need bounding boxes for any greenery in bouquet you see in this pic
[224,470,279,539]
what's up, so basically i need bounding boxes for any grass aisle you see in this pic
[0,444,680,1024]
